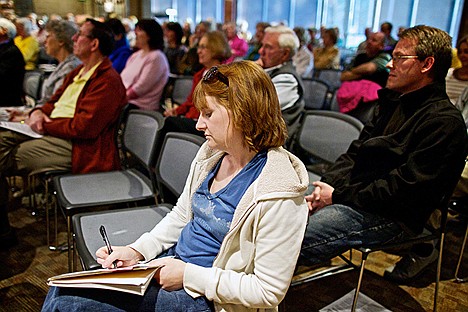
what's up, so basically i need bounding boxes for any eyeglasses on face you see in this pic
[203,66,229,87]
[76,30,93,39]
[391,55,419,62]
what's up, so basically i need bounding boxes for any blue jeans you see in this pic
[301,204,408,265]
[42,246,214,312]
[42,284,214,312]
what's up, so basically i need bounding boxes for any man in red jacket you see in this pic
[0,19,127,249]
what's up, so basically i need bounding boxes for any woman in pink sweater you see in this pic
[121,19,169,111]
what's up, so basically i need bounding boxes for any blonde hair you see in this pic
[194,60,288,152]
[202,31,231,62]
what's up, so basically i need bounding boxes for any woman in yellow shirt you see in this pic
[14,17,39,70]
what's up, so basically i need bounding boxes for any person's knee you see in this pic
[305,204,353,237]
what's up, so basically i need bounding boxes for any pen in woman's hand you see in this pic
[99,225,118,269]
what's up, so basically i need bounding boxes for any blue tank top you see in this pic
[175,150,267,267]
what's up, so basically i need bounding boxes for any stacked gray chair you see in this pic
[72,132,206,270]
[293,110,364,176]
[23,70,44,104]
[302,78,331,110]
[171,76,194,105]
[53,110,165,271]
[315,69,342,93]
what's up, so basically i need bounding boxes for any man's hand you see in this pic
[7,108,28,122]
[149,257,186,291]
[27,110,51,134]
[305,181,334,215]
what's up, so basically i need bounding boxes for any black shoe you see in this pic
[0,228,18,250]
[383,249,438,283]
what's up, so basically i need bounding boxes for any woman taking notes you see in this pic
[42,61,309,311]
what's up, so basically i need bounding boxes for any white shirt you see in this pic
[264,63,300,111]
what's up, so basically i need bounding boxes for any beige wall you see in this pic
[31,0,133,19]
[32,0,92,17]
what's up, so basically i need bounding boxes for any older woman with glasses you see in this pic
[42,61,309,312]
[9,20,81,121]
[156,31,231,154]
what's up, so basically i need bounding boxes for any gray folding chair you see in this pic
[53,110,165,271]
[171,76,194,105]
[302,78,331,110]
[155,132,206,204]
[316,69,342,92]
[293,110,363,175]
[72,132,205,270]
[23,70,44,104]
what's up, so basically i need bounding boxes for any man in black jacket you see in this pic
[0,18,25,107]
[301,25,468,282]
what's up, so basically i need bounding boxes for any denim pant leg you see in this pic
[41,285,151,312]
[155,288,214,312]
[301,204,407,265]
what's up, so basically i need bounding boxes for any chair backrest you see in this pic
[171,76,194,105]
[122,110,165,168]
[316,69,342,92]
[155,132,205,203]
[302,78,331,110]
[23,71,44,102]
[296,110,364,164]
[346,101,379,125]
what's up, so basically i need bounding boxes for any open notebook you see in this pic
[47,264,161,296]
[0,121,43,138]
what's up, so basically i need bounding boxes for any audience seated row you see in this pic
[0,18,127,251]
[42,60,309,312]
[1,13,467,311]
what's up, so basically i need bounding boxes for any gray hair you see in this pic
[0,18,17,39]
[45,20,78,53]
[16,17,33,36]
[265,25,299,57]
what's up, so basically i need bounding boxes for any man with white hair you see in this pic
[257,25,305,136]
[0,18,25,107]
[14,17,39,70]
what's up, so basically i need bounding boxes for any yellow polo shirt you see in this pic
[14,35,39,70]
[50,62,102,119]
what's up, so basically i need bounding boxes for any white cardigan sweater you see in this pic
[130,144,309,311]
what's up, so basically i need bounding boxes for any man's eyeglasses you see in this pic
[391,55,419,62]
[203,66,229,87]
[76,31,93,39]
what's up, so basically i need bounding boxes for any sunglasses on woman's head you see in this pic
[203,66,229,87]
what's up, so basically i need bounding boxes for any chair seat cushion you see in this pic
[73,205,171,270]
[56,169,153,209]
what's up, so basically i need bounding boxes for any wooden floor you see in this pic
[0,194,467,311]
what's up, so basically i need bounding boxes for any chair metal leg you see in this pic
[45,178,55,249]
[45,179,51,247]
[455,221,468,283]
[352,251,369,312]
[433,232,445,312]
[67,216,73,272]
[28,175,34,212]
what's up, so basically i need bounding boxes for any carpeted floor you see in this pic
[0,193,467,311]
